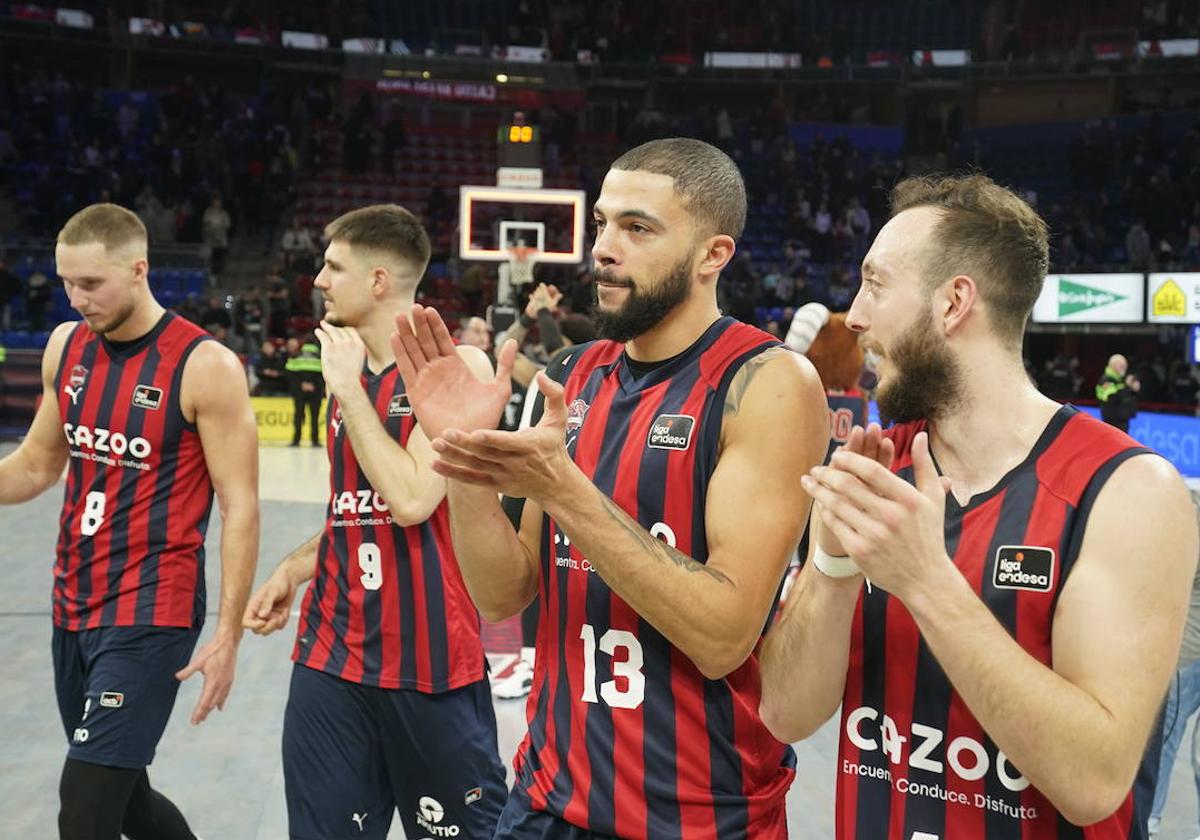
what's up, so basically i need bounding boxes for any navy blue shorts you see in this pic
[494,787,618,839]
[282,663,507,840]
[52,624,200,769]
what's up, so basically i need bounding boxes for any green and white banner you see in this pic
[1031,273,1144,324]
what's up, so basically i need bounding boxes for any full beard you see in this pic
[590,255,692,343]
[872,305,965,424]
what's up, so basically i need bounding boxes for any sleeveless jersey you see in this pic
[53,313,214,630]
[292,364,485,692]
[513,317,796,839]
[837,406,1152,839]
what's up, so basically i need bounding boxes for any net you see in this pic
[506,246,537,287]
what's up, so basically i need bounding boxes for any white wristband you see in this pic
[812,546,862,578]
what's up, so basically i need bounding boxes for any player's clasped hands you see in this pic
[802,424,955,599]
[432,371,576,499]
[391,304,516,441]
[392,304,576,499]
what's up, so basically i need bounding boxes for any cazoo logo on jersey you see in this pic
[331,490,390,517]
[62,423,153,467]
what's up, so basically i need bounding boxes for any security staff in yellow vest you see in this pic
[286,341,324,446]
[1096,352,1141,433]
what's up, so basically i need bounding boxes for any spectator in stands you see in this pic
[254,340,290,397]
[236,286,266,347]
[203,195,232,276]
[1184,222,1200,266]
[457,316,493,353]
[1038,354,1079,401]
[201,295,232,333]
[1169,358,1199,407]
[811,200,833,262]
[1127,219,1153,270]
[0,258,19,332]
[846,196,872,260]
[267,273,291,338]
[459,262,488,318]
[286,341,324,447]
[24,265,51,331]
[1096,353,1141,432]
[281,219,316,269]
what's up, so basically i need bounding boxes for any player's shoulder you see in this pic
[181,339,247,398]
[46,319,83,354]
[1033,407,1152,503]
[185,336,242,371]
[41,320,84,377]
[724,344,822,406]
[547,340,618,384]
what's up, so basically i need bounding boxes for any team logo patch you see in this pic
[464,786,483,805]
[647,414,696,451]
[64,364,88,405]
[992,545,1055,592]
[566,398,589,431]
[131,385,163,410]
[99,691,124,708]
[388,394,412,417]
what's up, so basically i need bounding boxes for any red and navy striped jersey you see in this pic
[837,406,1152,839]
[826,389,868,462]
[53,313,214,630]
[513,317,796,839]
[292,364,485,692]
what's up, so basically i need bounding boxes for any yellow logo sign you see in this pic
[1153,278,1187,318]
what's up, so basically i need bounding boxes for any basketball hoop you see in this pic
[506,246,537,287]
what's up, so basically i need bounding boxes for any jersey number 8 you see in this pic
[80,490,106,537]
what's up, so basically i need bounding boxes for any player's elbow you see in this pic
[758,696,826,744]
[387,505,430,528]
[1054,774,1131,827]
[477,601,521,624]
[378,493,439,528]
[692,634,756,682]
[1057,794,1125,828]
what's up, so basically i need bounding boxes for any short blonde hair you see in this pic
[58,203,148,253]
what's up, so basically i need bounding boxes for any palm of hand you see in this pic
[406,355,509,440]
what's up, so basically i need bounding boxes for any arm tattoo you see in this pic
[723,347,787,419]
[598,495,732,584]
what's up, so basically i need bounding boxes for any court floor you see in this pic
[1,443,1196,838]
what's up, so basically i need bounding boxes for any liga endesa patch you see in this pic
[646,414,696,451]
[992,545,1055,592]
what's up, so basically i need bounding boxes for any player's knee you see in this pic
[59,759,104,837]
[59,758,139,840]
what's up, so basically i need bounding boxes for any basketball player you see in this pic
[758,174,1198,837]
[391,138,829,838]
[242,205,507,839]
[0,203,260,840]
